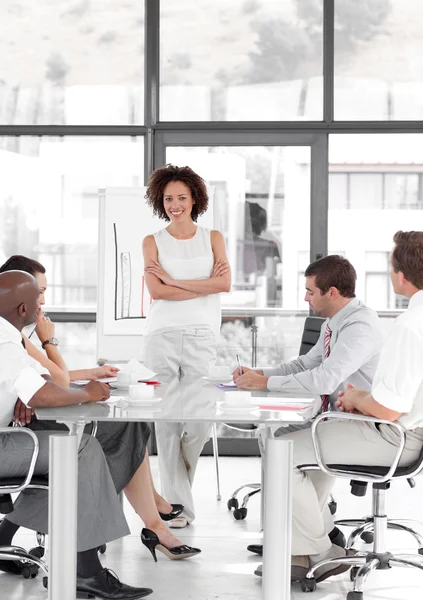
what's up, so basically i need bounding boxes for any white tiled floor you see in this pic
[2,456,423,599]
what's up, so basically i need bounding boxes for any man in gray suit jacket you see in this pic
[0,270,152,599]
[234,255,384,561]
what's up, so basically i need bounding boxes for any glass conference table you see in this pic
[35,380,318,600]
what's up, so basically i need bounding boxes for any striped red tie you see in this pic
[321,324,332,413]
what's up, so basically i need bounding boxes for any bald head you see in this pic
[0,271,40,331]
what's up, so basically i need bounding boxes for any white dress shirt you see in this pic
[372,290,423,430]
[262,298,385,406]
[0,317,48,427]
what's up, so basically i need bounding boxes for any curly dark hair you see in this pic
[145,164,209,222]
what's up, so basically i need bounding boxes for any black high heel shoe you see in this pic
[141,528,201,562]
[158,503,184,522]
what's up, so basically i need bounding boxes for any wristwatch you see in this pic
[41,337,59,349]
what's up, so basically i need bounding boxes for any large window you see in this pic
[0,136,144,308]
[328,134,423,310]
[0,0,144,125]
[160,0,323,121]
[334,0,423,120]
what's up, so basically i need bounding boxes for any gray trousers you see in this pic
[144,328,217,522]
[283,420,423,556]
[2,430,129,552]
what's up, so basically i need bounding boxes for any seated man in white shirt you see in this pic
[234,255,384,555]
[254,230,423,582]
[0,270,152,599]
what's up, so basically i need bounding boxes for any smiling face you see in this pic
[34,271,47,311]
[163,181,195,223]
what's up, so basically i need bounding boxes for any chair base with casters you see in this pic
[0,477,49,579]
[299,412,423,600]
[227,483,261,520]
[300,480,423,599]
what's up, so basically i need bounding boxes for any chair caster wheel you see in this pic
[227,498,238,511]
[300,577,317,592]
[350,566,360,581]
[360,531,374,544]
[233,507,247,520]
[328,500,337,515]
[22,564,39,579]
[98,544,107,554]
[347,592,363,600]
[29,546,45,559]
[43,576,48,589]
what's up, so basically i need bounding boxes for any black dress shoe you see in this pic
[247,544,263,556]
[158,503,184,522]
[76,568,152,599]
[329,527,346,549]
[247,529,345,559]
[0,559,24,575]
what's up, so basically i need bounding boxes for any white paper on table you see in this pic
[72,377,118,386]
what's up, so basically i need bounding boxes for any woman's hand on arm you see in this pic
[144,258,175,286]
[167,231,231,295]
[23,335,70,387]
[142,235,199,301]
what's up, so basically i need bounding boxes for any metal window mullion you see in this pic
[323,0,335,123]
[144,0,160,180]
[310,133,329,265]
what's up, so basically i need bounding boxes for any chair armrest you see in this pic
[310,412,406,483]
[0,427,39,494]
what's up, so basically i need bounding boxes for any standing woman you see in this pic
[143,164,231,527]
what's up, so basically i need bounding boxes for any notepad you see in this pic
[215,383,239,389]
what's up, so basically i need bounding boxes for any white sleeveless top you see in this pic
[145,226,221,338]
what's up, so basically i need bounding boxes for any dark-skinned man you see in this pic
[0,271,152,599]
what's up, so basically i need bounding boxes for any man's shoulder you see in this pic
[345,300,379,321]
[340,301,382,335]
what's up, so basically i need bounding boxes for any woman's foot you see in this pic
[155,495,173,515]
[141,528,201,562]
[148,524,184,549]
[168,516,189,529]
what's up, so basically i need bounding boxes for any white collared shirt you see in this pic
[262,298,385,406]
[372,290,423,430]
[0,317,48,427]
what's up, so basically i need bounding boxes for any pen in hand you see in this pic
[236,353,242,376]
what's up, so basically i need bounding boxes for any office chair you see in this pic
[227,316,328,520]
[0,427,48,579]
[299,412,423,600]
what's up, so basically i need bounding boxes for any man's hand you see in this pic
[144,259,174,286]
[13,399,35,426]
[89,365,120,380]
[84,381,111,403]
[235,370,269,391]
[336,384,363,414]
[211,259,229,278]
[232,365,263,383]
[35,311,55,344]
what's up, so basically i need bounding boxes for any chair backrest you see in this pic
[298,316,325,356]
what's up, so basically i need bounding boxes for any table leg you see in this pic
[262,437,293,600]
[48,421,85,600]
